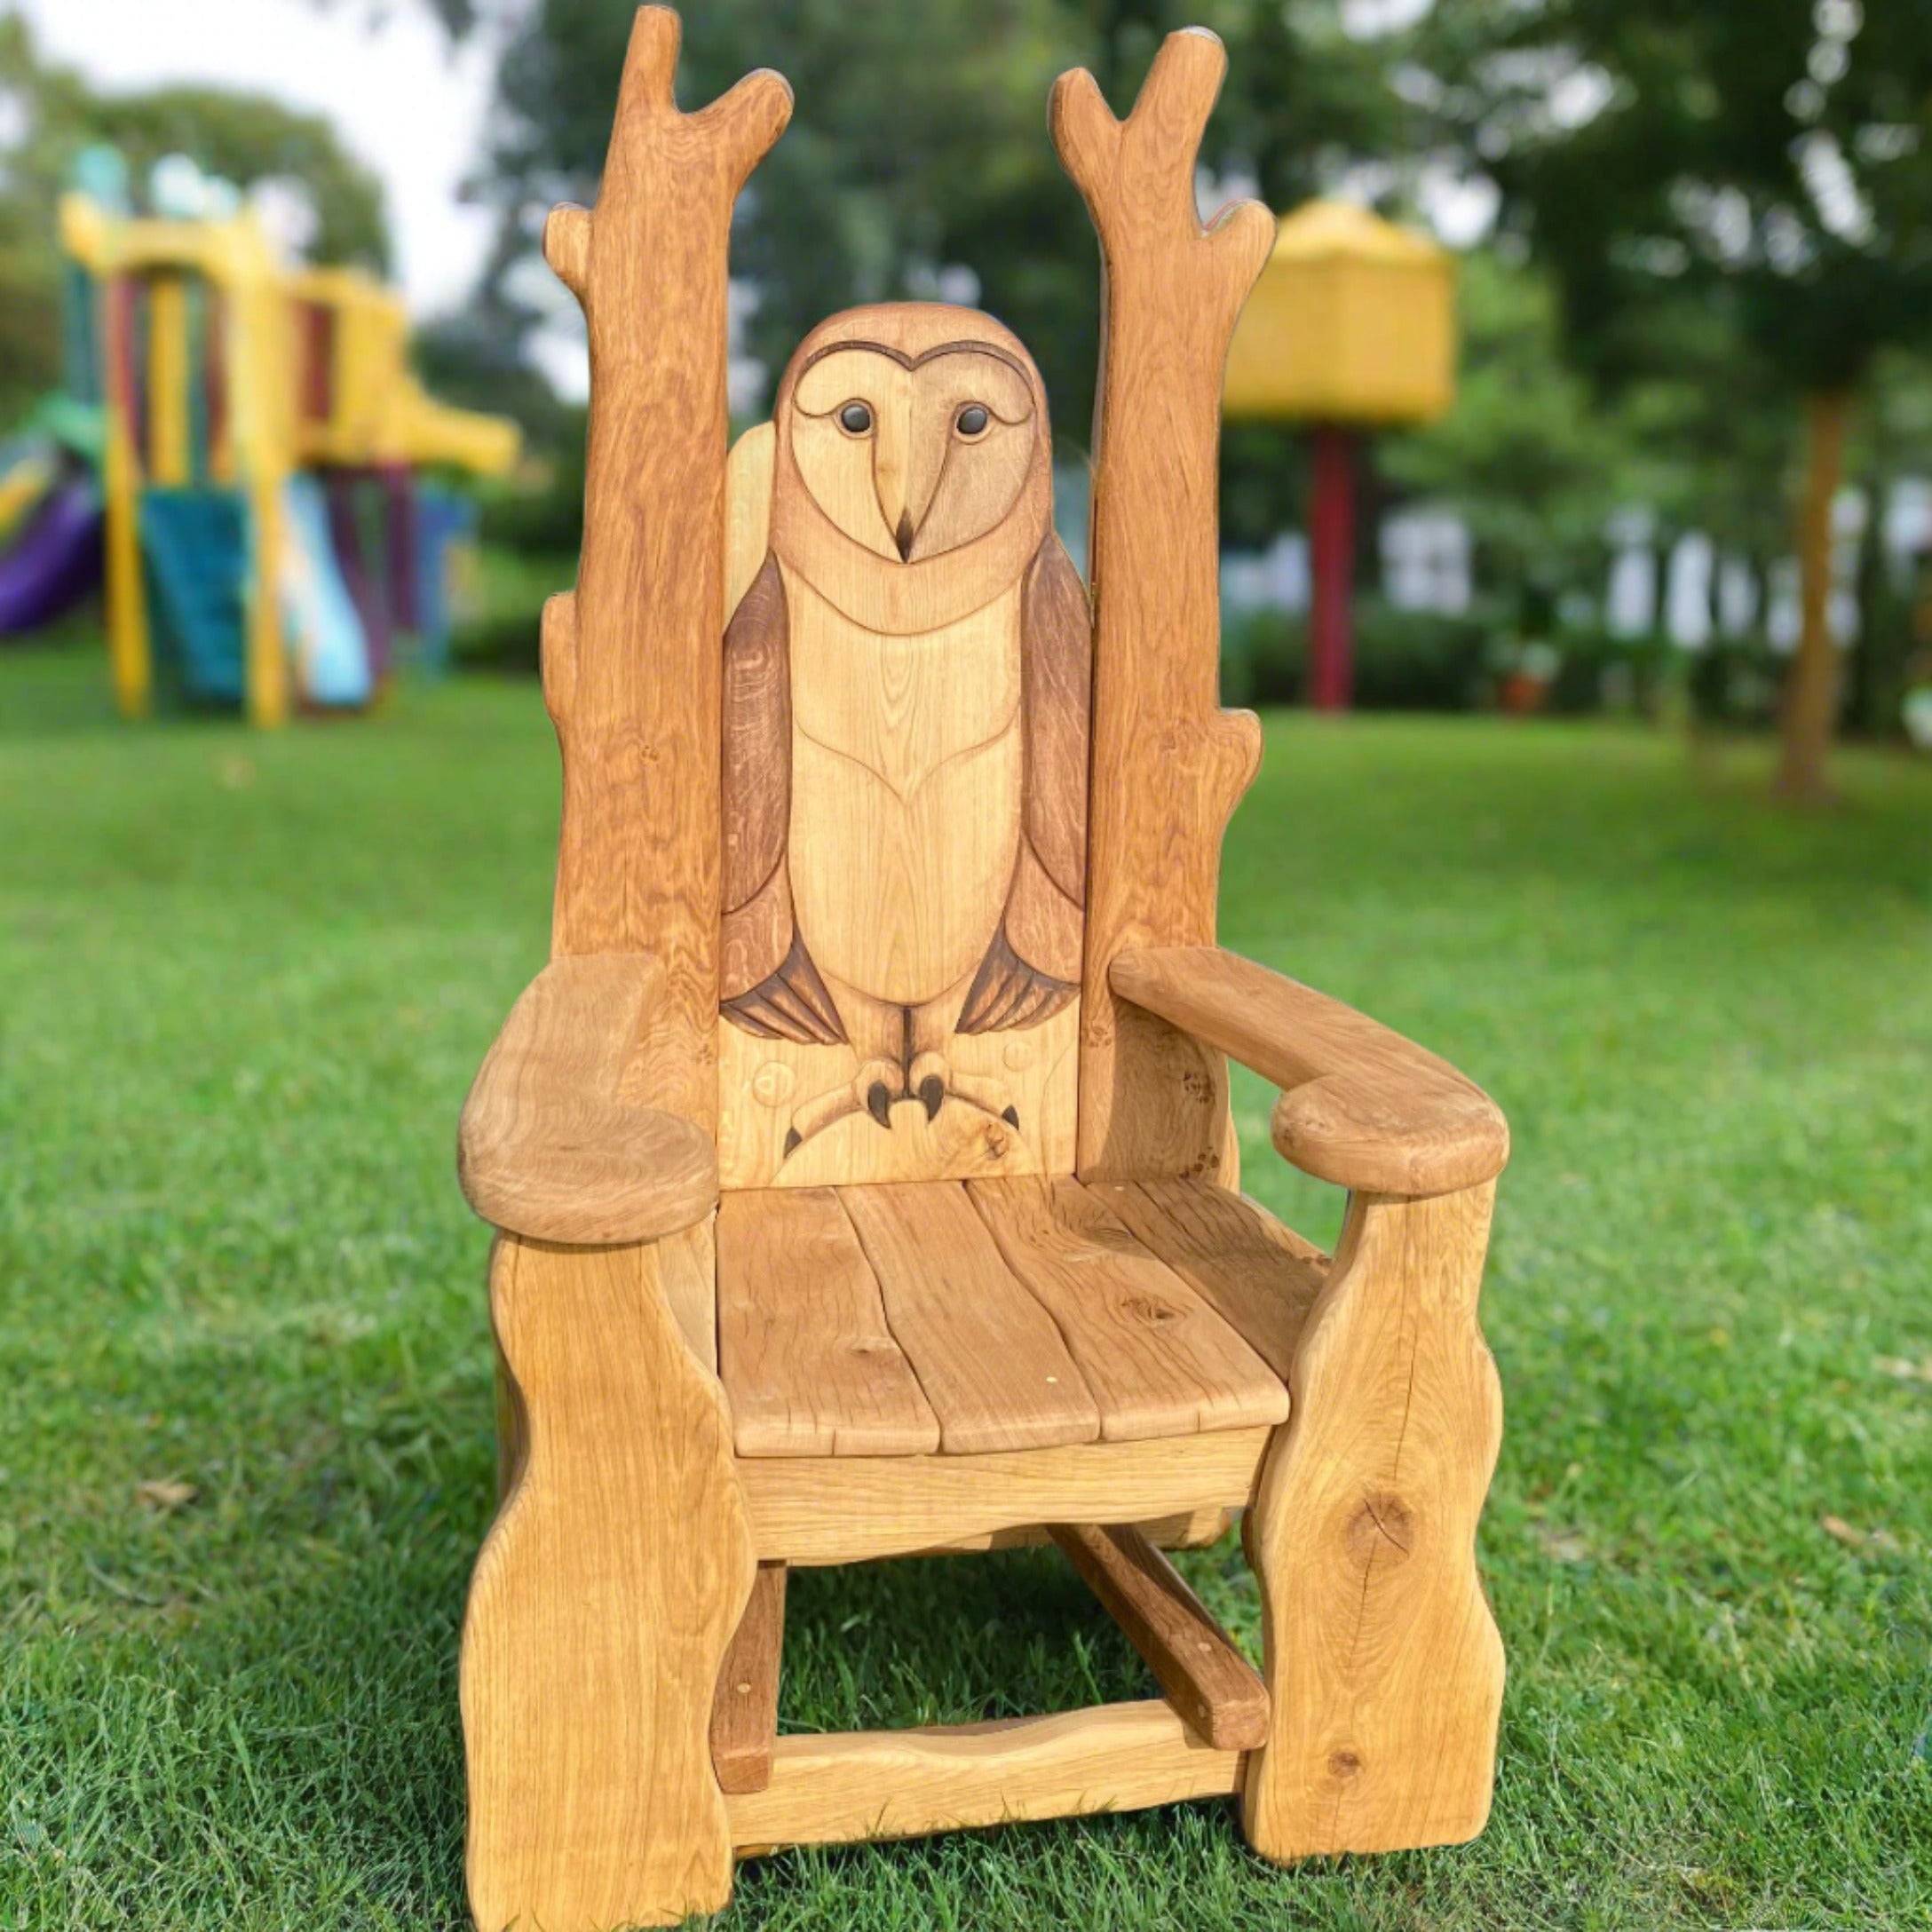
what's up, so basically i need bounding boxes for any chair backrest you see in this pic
[714,303,1090,1191]
[538,11,1271,1200]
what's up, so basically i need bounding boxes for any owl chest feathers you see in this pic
[783,565,1025,1005]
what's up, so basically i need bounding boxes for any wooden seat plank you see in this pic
[838,1183,1100,1454]
[1091,1180,1327,1381]
[965,1176,1289,1441]
[718,1188,939,1456]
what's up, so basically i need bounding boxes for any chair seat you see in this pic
[717,1176,1328,1458]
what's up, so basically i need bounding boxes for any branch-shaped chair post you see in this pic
[541,5,791,1133]
[462,17,788,1928]
[1051,32,1275,1184]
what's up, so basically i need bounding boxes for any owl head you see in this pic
[772,305,1051,568]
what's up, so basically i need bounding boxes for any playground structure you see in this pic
[0,157,518,725]
[1224,200,1454,710]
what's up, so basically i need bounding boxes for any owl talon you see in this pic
[866,1081,894,1128]
[1001,1105,1020,1129]
[917,1074,945,1120]
[782,1127,802,1159]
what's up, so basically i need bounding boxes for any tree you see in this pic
[1418,0,1932,798]
[450,0,1412,446]
[1379,250,1635,635]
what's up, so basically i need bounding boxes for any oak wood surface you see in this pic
[1110,946,1509,1196]
[540,7,790,1134]
[658,1209,720,1372]
[838,1182,1099,1453]
[1092,1179,1327,1380]
[717,1188,939,1455]
[720,1180,1300,1459]
[717,310,1090,1191]
[967,1176,1288,1437]
[710,1561,788,1796]
[457,952,717,1246]
[740,1425,1271,1565]
[1048,1523,1269,1750]
[463,1235,755,1931]
[1051,30,1274,1184]
[726,1699,1242,1853]
[1241,1184,1505,1859]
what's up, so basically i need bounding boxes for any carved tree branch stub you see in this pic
[1051,30,1274,1183]
[542,7,792,1134]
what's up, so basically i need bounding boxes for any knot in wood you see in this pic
[1346,1493,1414,1566]
[1326,1747,1364,1782]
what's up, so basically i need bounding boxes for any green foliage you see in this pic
[1419,0,1932,395]
[1382,253,1632,628]
[463,0,1413,435]
[4,646,1930,1928]
[1223,599,1493,710]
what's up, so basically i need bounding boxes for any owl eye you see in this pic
[838,400,873,435]
[954,403,990,439]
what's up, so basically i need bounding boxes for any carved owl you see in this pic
[718,304,1091,1164]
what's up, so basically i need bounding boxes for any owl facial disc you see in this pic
[788,339,1038,564]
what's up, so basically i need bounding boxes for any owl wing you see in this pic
[958,534,1091,1035]
[720,550,847,1046]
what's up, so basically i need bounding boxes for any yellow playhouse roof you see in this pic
[1223,198,1457,427]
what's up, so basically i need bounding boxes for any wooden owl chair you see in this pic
[456,12,1508,1928]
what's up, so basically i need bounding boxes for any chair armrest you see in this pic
[458,952,718,1245]
[1109,946,1508,1196]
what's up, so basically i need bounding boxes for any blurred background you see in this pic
[4,4,1928,1929]
[4,0,1932,768]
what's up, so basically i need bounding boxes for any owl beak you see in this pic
[872,405,942,562]
[872,415,915,560]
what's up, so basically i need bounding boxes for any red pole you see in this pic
[1309,423,1356,711]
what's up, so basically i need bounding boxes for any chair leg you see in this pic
[1241,1182,1505,1861]
[462,1233,754,1931]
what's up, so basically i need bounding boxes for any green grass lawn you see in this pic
[4,643,1929,1930]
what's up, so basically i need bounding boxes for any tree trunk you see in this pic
[1773,388,1852,801]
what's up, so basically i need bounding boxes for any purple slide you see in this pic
[0,481,103,636]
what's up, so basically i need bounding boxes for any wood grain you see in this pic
[717,1187,938,1455]
[717,305,1089,1191]
[717,1003,1079,1190]
[740,1425,1271,1565]
[458,952,718,1246]
[1241,1184,1505,1859]
[967,1176,1288,1438]
[541,6,791,1135]
[1050,30,1274,1184]
[1048,1523,1269,1749]
[657,1209,719,1372]
[1092,1179,1327,1381]
[766,305,1056,636]
[463,1234,755,1931]
[839,1183,1098,1453]
[710,1561,787,1796]
[727,1699,1241,1853]
[1110,946,1509,1195]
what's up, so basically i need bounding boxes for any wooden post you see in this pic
[1774,387,1851,803]
[463,1237,756,1931]
[1242,1182,1505,1859]
[1050,30,1275,1184]
[1308,424,1355,711]
[462,19,788,1928]
[539,6,791,1131]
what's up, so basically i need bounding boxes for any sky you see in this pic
[17,0,503,321]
